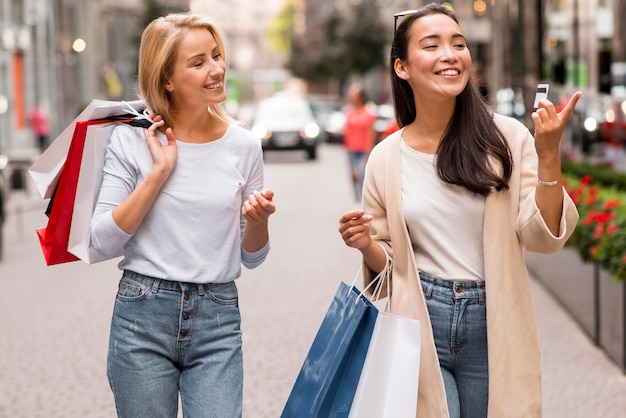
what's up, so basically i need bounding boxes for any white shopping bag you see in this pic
[66,123,123,264]
[348,311,421,418]
[349,254,420,418]
[29,99,145,199]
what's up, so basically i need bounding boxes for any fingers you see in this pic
[559,91,582,119]
[242,190,276,224]
[338,210,373,249]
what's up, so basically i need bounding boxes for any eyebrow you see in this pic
[418,33,466,43]
[185,46,220,63]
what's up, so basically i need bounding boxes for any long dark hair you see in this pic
[391,3,512,196]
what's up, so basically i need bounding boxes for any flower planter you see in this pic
[525,247,626,372]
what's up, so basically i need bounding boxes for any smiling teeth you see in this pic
[206,83,223,89]
[439,70,459,76]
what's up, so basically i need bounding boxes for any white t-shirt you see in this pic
[400,139,485,282]
[90,123,269,283]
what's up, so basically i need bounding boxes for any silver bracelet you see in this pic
[537,178,558,187]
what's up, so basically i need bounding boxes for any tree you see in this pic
[286,0,388,89]
[267,0,296,55]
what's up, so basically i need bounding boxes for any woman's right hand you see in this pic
[338,209,373,250]
[144,115,177,182]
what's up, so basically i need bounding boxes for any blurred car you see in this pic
[374,103,396,143]
[324,111,346,144]
[309,96,344,144]
[0,153,7,261]
[251,95,320,160]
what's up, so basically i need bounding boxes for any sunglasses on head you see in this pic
[394,9,417,33]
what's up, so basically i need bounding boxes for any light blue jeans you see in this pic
[107,271,243,418]
[420,272,489,418]
[347,151,367,202]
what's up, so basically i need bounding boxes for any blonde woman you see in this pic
[90,14,275,417]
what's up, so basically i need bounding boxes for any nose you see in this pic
[440,45,459,62]
[208,60,225,77]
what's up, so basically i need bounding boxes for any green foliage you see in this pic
[286,0,389,86]
[267,0,296,54]
[562,159,626,190]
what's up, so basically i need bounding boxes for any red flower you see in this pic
[581,175,593,185]
[607,224,619,235]
[593,225,604,239]
[604,199,621,210]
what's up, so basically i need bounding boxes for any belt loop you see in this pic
[477,280,485,305]
[151,278,161,294]
[420,272,434,298]
[197,284,205,296]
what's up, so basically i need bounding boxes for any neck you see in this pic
[403,98,456,153]
[166,108,228,143]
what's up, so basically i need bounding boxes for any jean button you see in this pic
[454,285,462,293]
[180,329,188,336]
[182,312,190,320]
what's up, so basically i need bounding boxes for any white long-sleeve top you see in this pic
[90,123,270,283]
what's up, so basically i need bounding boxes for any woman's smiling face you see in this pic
[395,13,472,102]
[164,28,227,109]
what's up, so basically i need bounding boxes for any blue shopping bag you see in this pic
[281,281,378,418]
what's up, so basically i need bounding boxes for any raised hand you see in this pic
[144,115,178,181]
[338,209,373,250]
[243,189,276,225]
[532,91,582,159]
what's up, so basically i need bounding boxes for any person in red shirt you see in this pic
[30,106,50,152]
[343,84,377,201]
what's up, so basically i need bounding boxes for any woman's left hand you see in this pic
[242,189,276,225]
[532,91,582,159]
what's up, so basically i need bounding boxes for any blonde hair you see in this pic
[138,14,230,127]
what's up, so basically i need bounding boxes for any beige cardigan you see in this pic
[361,113,579,417]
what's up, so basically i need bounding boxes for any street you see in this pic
[1,142,626,417]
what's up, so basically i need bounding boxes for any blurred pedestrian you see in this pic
[343,84,377,201]
[89,13,276,417]
[30,105,50,152]
[338,3,581,417]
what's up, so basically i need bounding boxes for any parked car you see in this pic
[0,153,8,261]
[251,95,320,160]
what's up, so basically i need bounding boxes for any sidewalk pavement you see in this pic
[531,276,626,417]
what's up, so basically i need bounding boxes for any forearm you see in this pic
[112,171,167,234]
[535,154,564,236]
[242,220,269,253]
[360,239,388,274]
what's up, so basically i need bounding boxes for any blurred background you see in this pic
[1,0,625,160]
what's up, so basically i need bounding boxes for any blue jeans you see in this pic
[107,271,243,418]
[347,151,367,202]
[420,272,489,418]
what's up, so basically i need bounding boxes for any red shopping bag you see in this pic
[36,119,118,265]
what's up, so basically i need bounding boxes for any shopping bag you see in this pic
[29,99,145,199]
[347,252,421,418]
[348,312,421,418]
[66,123,123,264]
[36,119,117,265]
[281,282,378,418]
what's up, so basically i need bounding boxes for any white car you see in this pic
[251,96,320,160]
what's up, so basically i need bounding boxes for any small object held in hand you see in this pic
[533,84,549,110]
[537,178,558,187]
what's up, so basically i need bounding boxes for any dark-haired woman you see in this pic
[338,3,580,417]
